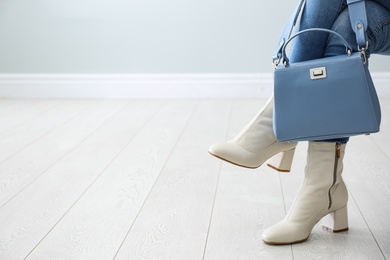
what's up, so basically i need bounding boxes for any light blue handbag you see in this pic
[273,0,381,142]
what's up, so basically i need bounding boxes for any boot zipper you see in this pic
[328,143,340,209]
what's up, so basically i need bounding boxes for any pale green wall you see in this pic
[0,0,388,73]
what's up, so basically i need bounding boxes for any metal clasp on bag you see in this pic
[358,41,369,64]
[310,67,327,80]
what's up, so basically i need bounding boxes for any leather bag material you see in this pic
[273,52,381,142]
[347,0,368,47]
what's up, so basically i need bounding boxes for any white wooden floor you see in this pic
[0,98,389,260]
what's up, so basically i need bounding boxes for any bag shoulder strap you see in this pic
[273,0,368,65]
[272,0,306,65]
[347,0,368,48]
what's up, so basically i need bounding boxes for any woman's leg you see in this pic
[325,0,390,57]
[208,0,350,170]
[288,0,390,64]
[262,1,390,245]
[289,0,347,63]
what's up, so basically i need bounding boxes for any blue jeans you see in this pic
[288,0,390,144]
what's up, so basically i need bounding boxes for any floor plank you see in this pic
[0,100,128,207]
[24,100,197,260]
[0,100,93,162]
[0,99,29,117]
[370,97,390,159]
[0,100,163,259]
[114,100,232,260]
[0,99,63,136]
[0,98,388,260]
[343,136,390,259]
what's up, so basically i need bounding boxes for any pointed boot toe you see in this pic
[209,141,261,168]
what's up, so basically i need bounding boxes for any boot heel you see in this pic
[266,148,295,172]
[322,206,349,233]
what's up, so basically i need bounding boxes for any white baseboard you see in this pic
[0,73,389,98]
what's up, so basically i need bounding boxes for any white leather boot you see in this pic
[262,142,349,245]
[209,96,297,171]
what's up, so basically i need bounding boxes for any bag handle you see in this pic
[282,28,353,65]
[273,0,368,66]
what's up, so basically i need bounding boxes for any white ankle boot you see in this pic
[209,96,297,171]
[262,142,349,245]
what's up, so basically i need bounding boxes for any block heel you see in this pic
[322,205,349,232]
[266,148,296,172]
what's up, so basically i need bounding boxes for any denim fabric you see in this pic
[289,0,347,63]
[288,0,390,144]
[326,1,390,57]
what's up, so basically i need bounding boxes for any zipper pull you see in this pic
[336,143,341,159]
